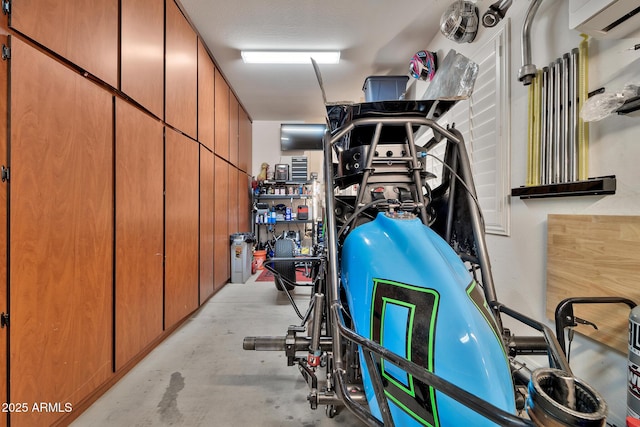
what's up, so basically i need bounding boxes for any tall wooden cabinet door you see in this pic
[165,0,197,139]
[0,26,8,427]
[198,39,215,151]
[229,166,239,235]
[115,99,164,370]
[229,94,239,166]
[238,170,250,232]
[9,37,113,426]
[121,0,164,118]
[11,0,118,88]
[165,128,199,329]
[214,69,230,160]
[214,157,229,290]
[200,146,215,303]
[238,106,252,174]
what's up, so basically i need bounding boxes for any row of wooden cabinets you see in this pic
[9,0,251,172]
[2,0,253,425]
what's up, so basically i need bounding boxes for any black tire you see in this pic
[274,239,296,291]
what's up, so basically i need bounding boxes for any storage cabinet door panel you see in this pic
[214,70,230,159]
[115,99,164,370]
[0,29,8,427]
[214,158,229,289]
[121,0,164,118]
[238,170,250,232]
[165,128,199,329]
[165,0,197,139]
[9,37,113,426]
[198,39,215,150]
[11,0,118,88]
[200,146,215,302]
[229,166,239,235]
[229,94,239,166]
[238,106,251,173]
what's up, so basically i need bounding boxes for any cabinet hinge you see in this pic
[1,0,9,15]
[1,165,8,182]
[1,45,9,61]
[0,313,8,328]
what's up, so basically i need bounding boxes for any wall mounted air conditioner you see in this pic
[569,0,640,39]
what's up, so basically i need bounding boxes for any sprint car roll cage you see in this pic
[244,99,611,426]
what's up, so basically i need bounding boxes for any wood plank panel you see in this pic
[238,170,250,232]
[238,106,252,174]
[0,18,8,427]
[200,146,215,303]
[121,0,164,118]
[214,69,230,159]
[214,157,230,290]
[198,39,215,151]
[229,94,239,166]
[165,128,200,329]
[547,214,640,354]
[115,99,164,370]
[9,37,113,426]
[229,166,239,235]
[165,0,197,139]
[11,0,118,87]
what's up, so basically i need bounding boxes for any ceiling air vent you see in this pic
[569,0,640,39]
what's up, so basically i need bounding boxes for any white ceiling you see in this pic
[179,0,456,123]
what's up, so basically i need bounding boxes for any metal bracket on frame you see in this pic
[1,45,9,61]
[1,166,8,182]
[2,0,9,15]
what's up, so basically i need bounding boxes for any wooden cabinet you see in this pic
[200,146,215,303]
[238,106,252,174]
[115,99,164,370]
[121,0,164,118]
[165,128,199,329]
[2,1,253,423]
[238,170,251,232]
[229,166,239,235]
[165,0,197,139]
[11,0,118,88]
[214,69,230,159]
[198,39,215,151]
[0,23,8,427]
[229,94,239,166]
[214,157,230,289]
[9,37,113,426]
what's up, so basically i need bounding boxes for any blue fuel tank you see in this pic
[341,212,516,426]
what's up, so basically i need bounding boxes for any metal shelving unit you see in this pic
[252,180,318,249]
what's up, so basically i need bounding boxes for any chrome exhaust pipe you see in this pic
[553,58,562,183]
[561,54,570,183]
[569,48,579,182]
[518,0,544,85]
[540,66,549,184]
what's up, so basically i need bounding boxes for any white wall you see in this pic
[251,120,324,181]
[423,2,640,425]
[251,2,640,423]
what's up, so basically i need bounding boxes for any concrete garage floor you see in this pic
[71,273,365,427]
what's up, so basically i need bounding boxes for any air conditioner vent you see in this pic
[570,0,640,39]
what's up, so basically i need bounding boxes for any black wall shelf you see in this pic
[511,175,616,199]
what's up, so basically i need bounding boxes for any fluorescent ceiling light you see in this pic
[241,50,340,64]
